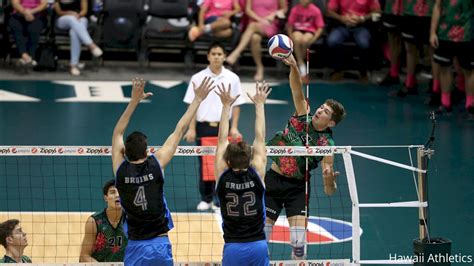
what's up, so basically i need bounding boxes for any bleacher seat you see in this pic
[138,0,192,69]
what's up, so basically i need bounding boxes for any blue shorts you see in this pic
[125,236,173,266]
[222,240,269,266]
[205,16,219,24]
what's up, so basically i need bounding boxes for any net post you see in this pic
[416,148,427,240]
[416,147,433,241]
[342,150,360,266]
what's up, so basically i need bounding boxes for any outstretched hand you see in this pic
[192,76,216,102]
[247,81,272,105]
[281,54,297,68]
[323,167,339,196]
[215,83,240,107]
[131,77,153,102]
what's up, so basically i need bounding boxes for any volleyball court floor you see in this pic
[0,78,472,263]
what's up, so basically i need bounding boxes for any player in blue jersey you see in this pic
[111,77,215,266]
[214,81,272,266]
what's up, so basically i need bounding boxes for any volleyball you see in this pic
[268,34,293,59]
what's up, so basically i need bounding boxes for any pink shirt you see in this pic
[251,0,279,19]
[20,0,42,9]
[202,0,236,19]
[288,3,324,33]
[13,0,42,14]
[328,0,380,16]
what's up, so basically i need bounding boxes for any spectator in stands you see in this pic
[287,0,325,77]
[395,0,437,97]
[54,0,103,76]
[379,0,403,86]
[430,0,473,115]
[8,0,47,67]
[0,219,31,263]
[188,0,241,42]
[79,179,127,262]
[326,0,381,81]
[226,0,288,81]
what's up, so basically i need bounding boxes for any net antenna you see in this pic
[303,48,311,256]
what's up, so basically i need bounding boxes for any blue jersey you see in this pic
[216,167,266,243]
[115,155,173,240]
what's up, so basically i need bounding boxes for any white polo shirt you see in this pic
[183,66,246,122]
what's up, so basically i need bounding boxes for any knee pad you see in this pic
[290,226,306,258]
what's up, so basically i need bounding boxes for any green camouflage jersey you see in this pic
[384,0,403,15]
[90,209,127,262]
[0,255,32,263]
[437,0,473,42]
[267,114,334,180]
[403,0,434,17]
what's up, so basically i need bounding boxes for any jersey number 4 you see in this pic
[226,191,257,217]
[134,186,148,211]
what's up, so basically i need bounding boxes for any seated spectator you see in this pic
[188,0,241,42]
[54,0,102,76]
[8,0,47,67]
[0,219,31,263]
[326,0,381,81]
[226,0,287,81]
[287,0,324,77]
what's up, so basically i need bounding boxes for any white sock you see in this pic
[204,24,212,33]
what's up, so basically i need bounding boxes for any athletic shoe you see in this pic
[196,201,212,211]
[291,247,306,260]
[91,46,103,57]
[467,105,474,115]
[393,85,418,98]
[435,105,452,115]
[70,66,81,76]
[426,93,441,107]
[379,74,400,86]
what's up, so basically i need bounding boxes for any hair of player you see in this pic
[125,131,148,161]
[325,99,346,125]
[223,141,252,170]
[0,219,20,248]
[102,179,116,196]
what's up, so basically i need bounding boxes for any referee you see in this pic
[183,42,246,211]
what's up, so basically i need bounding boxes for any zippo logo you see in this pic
[103,148,110,154]
[269,216,361,244]
[149,147,156,153]
[57,148,64,154]
[195,148,201,154]
[77,148,84,154]
[31,148,38,154]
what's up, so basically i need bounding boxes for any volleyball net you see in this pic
[0,145,430,265]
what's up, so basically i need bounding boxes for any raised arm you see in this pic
[248,81,272,179]
[214,83,240,178]
[321,156,338,196]
[281,54,307,115]
[79,216,98,262]
[112,78,152,173]
[156,77,215,168]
